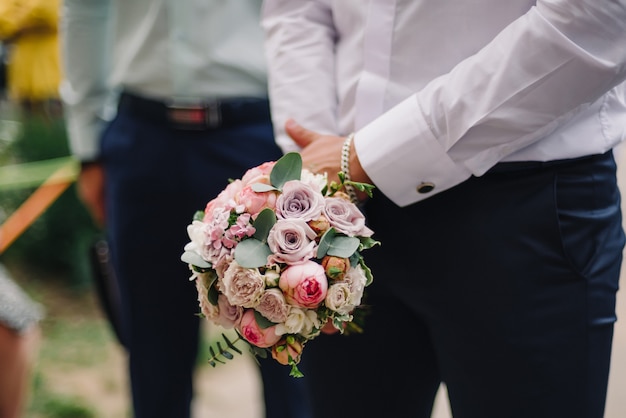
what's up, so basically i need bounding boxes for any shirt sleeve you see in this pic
[359,1,626,206]
[59,0,115,162]
[265,0,626,208]
[262,0,339,154]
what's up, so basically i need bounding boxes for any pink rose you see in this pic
[237,185,278,216]
[241,161,275,186]
[237,309,282,348]
[279,261,328,308]
[204,179,243,219]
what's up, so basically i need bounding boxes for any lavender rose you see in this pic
[323,197,374,237]
[275,180,325,222]
[215,294,243,329]
[267,218,318,265]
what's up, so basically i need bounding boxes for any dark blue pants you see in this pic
[301,151,624,418]
[101,103,312,418]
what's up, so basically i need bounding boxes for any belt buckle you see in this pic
[166,101,221,130]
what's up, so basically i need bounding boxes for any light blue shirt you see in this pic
[61,0,268,161]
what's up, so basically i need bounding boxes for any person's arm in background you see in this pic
[263,0,626,207]
[59,0,114,226]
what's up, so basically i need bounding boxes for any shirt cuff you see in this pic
[355,95,472,207]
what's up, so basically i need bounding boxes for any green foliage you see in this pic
[269,151,302,190]
[30,396,95,418]
[181,251,212,268]
[317,227,360,259]
[234,208,276,268]
[206,332,245,368]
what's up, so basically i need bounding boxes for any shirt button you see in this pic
[417,182,435,194]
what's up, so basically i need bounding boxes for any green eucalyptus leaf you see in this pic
[248,344,268,359]
[254,310,277,329]
[223,333,243,355]
[208,283,220,305]
[180,251,212,268]
[252,208,276,241]
[216,342,234,360]
[234,238,272,268]
[270,152,302,190]
[327,236,361,258]
[251,183,278,193]
[316,228,337,258]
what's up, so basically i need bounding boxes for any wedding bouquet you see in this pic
[181,152,378,376]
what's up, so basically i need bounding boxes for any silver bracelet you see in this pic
[341,133,359,204]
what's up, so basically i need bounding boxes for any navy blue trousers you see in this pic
[101,103,312,418]
[300,151,624,418]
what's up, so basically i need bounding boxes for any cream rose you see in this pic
[256,288,289,323]
[221,261,265,308]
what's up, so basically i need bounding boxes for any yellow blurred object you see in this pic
[0,0,62,103]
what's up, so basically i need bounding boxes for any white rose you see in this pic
[325,282,353,314]
[345,265,368,307]
[300,169,328,193]
[275,307,321,339]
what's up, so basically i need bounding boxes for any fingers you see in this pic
[285,118,319,148]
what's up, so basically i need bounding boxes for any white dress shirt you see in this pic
[60,0,268,162]
[262,0,626,207]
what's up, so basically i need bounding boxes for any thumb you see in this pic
[285,119,319,148]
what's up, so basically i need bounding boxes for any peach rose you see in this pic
[271,335,304,365]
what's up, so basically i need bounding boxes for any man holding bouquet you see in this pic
[262,1,626,417]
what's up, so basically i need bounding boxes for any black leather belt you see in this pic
[487,152,610,174]
[118,92,271,130]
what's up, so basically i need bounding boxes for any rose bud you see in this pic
[271,335,304,365]
[308,215,330,239]
[321,256,350,281]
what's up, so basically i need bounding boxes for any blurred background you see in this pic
[0,5,625,417]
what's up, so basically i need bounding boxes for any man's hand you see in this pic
[285,119,344,182]
[285,119,372,194]
[77,162,105,227]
